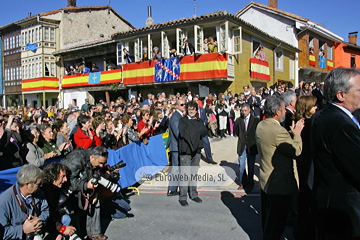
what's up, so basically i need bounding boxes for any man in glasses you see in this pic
[61,146,110,240]
[167,98,186,196]
[0,164,49,240]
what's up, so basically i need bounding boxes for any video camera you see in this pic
[92,160,126,193]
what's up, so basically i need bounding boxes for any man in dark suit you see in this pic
[182,38,195,56]
[311,81,324,109]
[256,96,304,240]
[193,96,216,165]
[247,90,261,118]
[178,101,208,206]
[167,98,186,196]
[310,68,360,239]
[281,90,296,131]
[234,103,259,192]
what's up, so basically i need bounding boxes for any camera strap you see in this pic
[12,185,37,218]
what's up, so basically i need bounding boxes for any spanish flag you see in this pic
[250,58,270,81]
[62,69,122,88]
[309,54,316,66]
[123,53,228,85]
[22,78,59,91]
[327,60,334,70]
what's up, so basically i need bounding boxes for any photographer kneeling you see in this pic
[41,162,80,240]
[61,146,118,240]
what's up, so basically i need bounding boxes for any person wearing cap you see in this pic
[81,99,91,112]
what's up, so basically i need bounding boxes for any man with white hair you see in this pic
[0,164,49,239]
[281,90,297,131]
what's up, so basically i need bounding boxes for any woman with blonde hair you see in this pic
[294,95,317,238]
[208,36,218,53]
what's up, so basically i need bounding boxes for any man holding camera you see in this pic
[41,162,79,240]
[0,164,49,240]
[61,146,110,240]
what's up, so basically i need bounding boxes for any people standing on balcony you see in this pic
[141,47,149,61]
[203,38,209,53]
[255,45,266,61]
[309,47,314,55]
[169,48,177,58]
[208,37,218,53]
[123,48,134,63]
[106,60,117,70]
[152,47,162,60]
[182,38,195,56]
[91,63,99,72]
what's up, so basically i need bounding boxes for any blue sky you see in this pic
[0,0,359,42]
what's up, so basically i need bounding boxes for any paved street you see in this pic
[102,136,294,240]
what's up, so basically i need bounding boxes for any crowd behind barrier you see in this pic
[2,70,357,239]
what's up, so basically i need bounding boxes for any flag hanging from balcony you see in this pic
[319,56,326,69]
[122,53,228,85]
[88,72,101,84]
[309,54,316,66]
[327,60,334,70]
[250,58,270,81]
[154,57,180,82]
[25,43,37,52]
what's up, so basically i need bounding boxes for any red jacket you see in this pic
[73,128,102,149]
[137,119,153,139]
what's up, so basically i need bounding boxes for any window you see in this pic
[327,45,333,60]
[194,25,203,54]
[148,34,153,57]
[35,63,39,77]
[309,36,314,47]
[31,29,34,43]
[50,27,55,41]
[275,49,283,71]
[50,63,55,76]
[116,42,123,65]
[232,27,242,54]
[289,55,295,80]
[252,39,261,57]
[134,38,142,62]
[44,27,49,41]
[39,27,42,41]
[25,31,28,44]
[25,65,28,79]
[176,28,187,56]
[21,32,25,46]
[36,28,38,42]
[219,21,228,52]
[17,67,21,79]
[161,31,169,58]
[16,35,20,47]
[351,55,356,68]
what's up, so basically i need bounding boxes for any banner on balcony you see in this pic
[123,53,228,85]
[250,58,270,81]
[22,78,59,92]
[309,54,316,66]
[154,57,180,82]
[319,56,326,69]
[88,72,101,84]
[62,69,122,88]
[327,60,334,70]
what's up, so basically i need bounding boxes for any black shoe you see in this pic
[207,160,217,165]
[191,197,203,203]
[167,191,179,196]
[179,200,189,206]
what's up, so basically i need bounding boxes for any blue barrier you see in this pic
[0,134,168,193]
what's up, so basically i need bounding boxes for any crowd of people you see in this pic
[1,67,360,239]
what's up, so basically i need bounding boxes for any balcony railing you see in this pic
[62,53,229,88]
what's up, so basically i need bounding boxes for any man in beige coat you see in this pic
[256,95,304,240]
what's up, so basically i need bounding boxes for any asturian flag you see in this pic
[88,72,101,84]
[154,57,180,82]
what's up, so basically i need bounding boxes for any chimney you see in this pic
[67,0,76,7]
[145,6,154,26]
[268,0,278,9]
[349,32,358,45]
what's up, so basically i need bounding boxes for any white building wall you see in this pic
[238,8,298,47]
[63,91,88,109]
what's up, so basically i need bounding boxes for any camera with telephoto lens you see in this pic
[27,232,43,240]
[69,233,82,240]
[91,160,126,193]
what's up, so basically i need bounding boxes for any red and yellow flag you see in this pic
[62,69,122,88]
[250,58,270,81]
[309,54,316,66]
[22,78,59,91]
[327,60,334,70]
